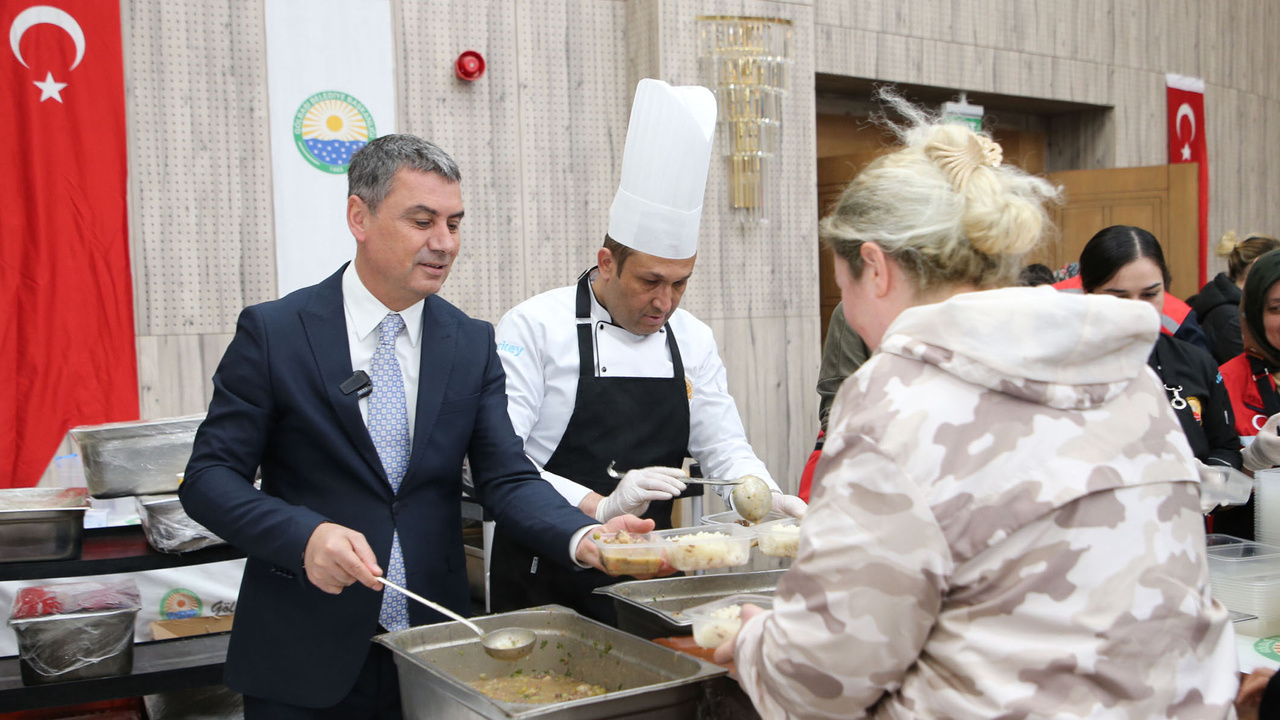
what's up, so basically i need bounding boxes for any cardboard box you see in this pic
[150,614,234,640]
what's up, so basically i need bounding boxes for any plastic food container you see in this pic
[70,415,204,498]
[752,517,802,558]
[1198,465,1253,511]
[0,488,90,563]
[135,494,226,553]
[8,578,141,685]
[591,530,665,576]
[654,523,753,572]
[686,593,773,648]
[1206,539,1280,580]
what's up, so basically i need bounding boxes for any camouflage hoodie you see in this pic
[735,286,1238,719]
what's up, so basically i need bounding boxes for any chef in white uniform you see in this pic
[488,79,807,624]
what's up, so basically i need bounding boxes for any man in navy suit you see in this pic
[181,134,653,719]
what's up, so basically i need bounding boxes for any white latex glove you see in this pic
[595,467,688,522]
[1243,413,1280,472]
[773,493,808,519]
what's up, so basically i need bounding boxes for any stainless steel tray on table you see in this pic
[135,494,226,553]
[0,488,90,564]
[375,604,725,719]
[593,570,785,639]
[70,415,203,498]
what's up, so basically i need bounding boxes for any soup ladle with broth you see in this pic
[377,578,535,661]
[605,462,773,523]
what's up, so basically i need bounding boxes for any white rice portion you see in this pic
[693,604,742,647]
[663,532,749,571]
[757,524,800,558]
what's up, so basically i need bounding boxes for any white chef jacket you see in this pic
[495,272,776,508]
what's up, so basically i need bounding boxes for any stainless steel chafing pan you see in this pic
[375,605,726,719]
[0,488,90,563]
[593,570,785,639]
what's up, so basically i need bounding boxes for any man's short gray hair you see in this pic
[347,134,462,214]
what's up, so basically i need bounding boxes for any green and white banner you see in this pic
[265,0,396,296]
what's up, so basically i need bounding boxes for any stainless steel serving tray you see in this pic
[375,605,726,719]
[135,494,226,553]
[593,570,785,639]
[10,606,138,685]
[0,488,90,563]
[70,415,204,498]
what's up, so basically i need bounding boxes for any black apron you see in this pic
[490,269,692,624]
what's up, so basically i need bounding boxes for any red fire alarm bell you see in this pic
[455,51,485,82]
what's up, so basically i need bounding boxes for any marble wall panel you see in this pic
[705,315,821,492]
[123,0,274,336]
[1111,0,1152,72]
[814,26,879,78]
[1162,0,1203,79]
[943,0,981,47]
[626,0,662,92]
[1070,0,1112,67]
[1104,67,1163,168]
[920,38,963,91]
[397,0,527,323]
[873,31,924,84]
[136,335,207,420]
[516,0,629,301]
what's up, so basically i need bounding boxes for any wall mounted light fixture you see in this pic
[698,15,792,224]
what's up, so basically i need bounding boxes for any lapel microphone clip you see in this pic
[341,370,373,399]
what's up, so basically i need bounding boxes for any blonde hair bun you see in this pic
[1216,230,1240,258]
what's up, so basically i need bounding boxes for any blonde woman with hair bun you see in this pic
[713,90,1237,719]
[1189,230,1280,363]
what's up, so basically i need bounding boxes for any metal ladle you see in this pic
[605,462,774,523]
[377,578,536,661]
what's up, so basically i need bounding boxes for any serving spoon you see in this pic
[605,462,774,523]
[377,577,536,661]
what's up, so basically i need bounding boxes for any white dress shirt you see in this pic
[495,272,777,508]
[342,263,424,438]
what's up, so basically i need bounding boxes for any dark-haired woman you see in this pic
[1079,226,1243,479]
[1221,250,1280,490]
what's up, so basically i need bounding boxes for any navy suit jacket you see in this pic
[181,265,595,708]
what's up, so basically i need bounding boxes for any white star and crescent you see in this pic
[1175,102,1196,161]
[9,5,85,103]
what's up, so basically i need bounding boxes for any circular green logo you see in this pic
[160,588,202,620]
[292,91,376,174]
[1253,636,1280,662]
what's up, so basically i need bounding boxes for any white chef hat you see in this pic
[608,79,718,260]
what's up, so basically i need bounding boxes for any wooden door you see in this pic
[1043,164,1199,298]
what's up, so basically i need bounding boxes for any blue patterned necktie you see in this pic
[370,313,411,631]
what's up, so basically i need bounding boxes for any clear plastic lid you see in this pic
[10,578,141,621]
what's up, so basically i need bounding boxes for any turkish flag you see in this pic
[1,1,137,488]
[1167,73,1209,287]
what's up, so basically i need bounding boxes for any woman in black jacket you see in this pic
[1079,226,1243,475]
[1188,231,1280,364]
